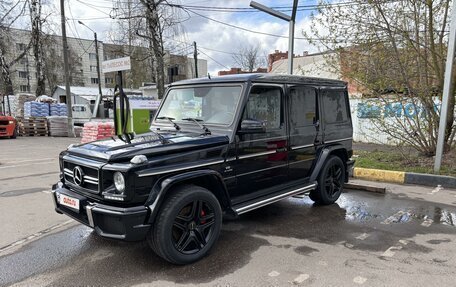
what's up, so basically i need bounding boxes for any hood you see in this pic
[66,131,229,162]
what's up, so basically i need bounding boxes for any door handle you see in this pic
[276,147,287,152]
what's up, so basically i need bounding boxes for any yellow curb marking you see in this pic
[354,167,405,184]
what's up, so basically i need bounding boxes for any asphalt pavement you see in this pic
[1,137,456,286]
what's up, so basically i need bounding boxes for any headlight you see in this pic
[8,121,14,124]
[113,172,125,193]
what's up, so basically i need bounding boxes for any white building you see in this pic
[4,28,208,95]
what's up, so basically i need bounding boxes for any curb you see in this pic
[351,167,456,189]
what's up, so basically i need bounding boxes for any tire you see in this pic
[148,185,222,265]
[309,155,345,205]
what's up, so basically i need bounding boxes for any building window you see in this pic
[91,78,99,84]
[105,77,114,84]
[16,43,26,51]
[20,85,29,92]
[20,58,28,65]
[89,53,97,60]
[18,71,28,78]
[90,65,97,72]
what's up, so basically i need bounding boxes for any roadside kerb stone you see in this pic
[352,167,456,189]
[405,172,456,189]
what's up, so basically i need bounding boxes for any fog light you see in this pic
[113,172,125,193]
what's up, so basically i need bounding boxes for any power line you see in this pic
[66,2,95,58]
[169,1,364,13]
[181,8,308,40]
[163,36,242,56]
[74,0,114,17]
[197,48,230,70]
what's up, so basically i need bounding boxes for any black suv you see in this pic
[51,74,354,264]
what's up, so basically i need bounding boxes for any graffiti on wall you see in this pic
[356,101,441,119]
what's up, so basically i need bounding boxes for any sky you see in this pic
[35,0,324,74]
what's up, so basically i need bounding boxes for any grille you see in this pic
[0,120,9,126]
[63,161,100,193]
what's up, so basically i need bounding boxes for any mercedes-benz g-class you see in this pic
[51,74,354,264]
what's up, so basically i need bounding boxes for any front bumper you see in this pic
[51,185,150,241]
[0,124,15,137]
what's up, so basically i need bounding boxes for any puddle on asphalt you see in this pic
[337,192,456,226]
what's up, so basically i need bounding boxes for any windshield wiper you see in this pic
[182,117,211,135]
[157,116,181,131]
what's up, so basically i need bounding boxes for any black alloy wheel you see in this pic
[323,164,343,198]
[172,199,215,254]
[148,185,222,265]
[309,155,345,205]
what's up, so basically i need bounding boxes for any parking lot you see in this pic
[1,137,456,286]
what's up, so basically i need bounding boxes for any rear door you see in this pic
[287,85,319,181]
[232,84,288,203]
[320,88,353,144]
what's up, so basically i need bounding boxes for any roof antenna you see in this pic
[207,73,211,80]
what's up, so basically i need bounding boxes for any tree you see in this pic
[112,0,185,98]
[0,0,29,95]
[232,44,266,72]
[29,0,46,96]
[43,35,84,90]
[305,0,454,155]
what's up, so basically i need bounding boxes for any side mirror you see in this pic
[238,119,266,134]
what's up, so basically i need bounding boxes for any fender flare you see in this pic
[145,169,232,224]
[309,144,347,182]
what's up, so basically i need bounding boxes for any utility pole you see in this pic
[193,41,198,78]
[60,0,74,137]
[78,20,103,118]
[250,0,299,74]
[93,32,103,118]
[434,0,456,173]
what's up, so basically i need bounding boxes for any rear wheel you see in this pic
[309,155,345,205]
[148,185,222,265]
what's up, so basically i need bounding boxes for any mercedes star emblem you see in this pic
[73,166,84,186]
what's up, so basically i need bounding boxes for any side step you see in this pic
[233,182,317,215]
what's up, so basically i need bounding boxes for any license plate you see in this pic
[58,193,80,211]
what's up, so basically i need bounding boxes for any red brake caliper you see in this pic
[200,209,206,224]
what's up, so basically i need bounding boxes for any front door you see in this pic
[232,84,288,204]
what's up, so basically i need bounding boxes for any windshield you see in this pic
[156,86,242,126]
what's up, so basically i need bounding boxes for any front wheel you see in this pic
[148,185,222,265]
[309,155,345,205]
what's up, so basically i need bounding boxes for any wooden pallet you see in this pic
[17,117,48,136]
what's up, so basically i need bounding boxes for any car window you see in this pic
[321,90,348,123]
[72,106,86,112]
[156,86,242,125]
[290,86,316,128]
[241,86,282,130]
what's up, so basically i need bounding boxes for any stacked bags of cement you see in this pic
[50,103,68,116]
[81,121,115,143]
[24,101,49,117]
[47,116,69,137]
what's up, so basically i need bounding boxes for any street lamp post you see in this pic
[250,0,299,74]
[78,20,103,118]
